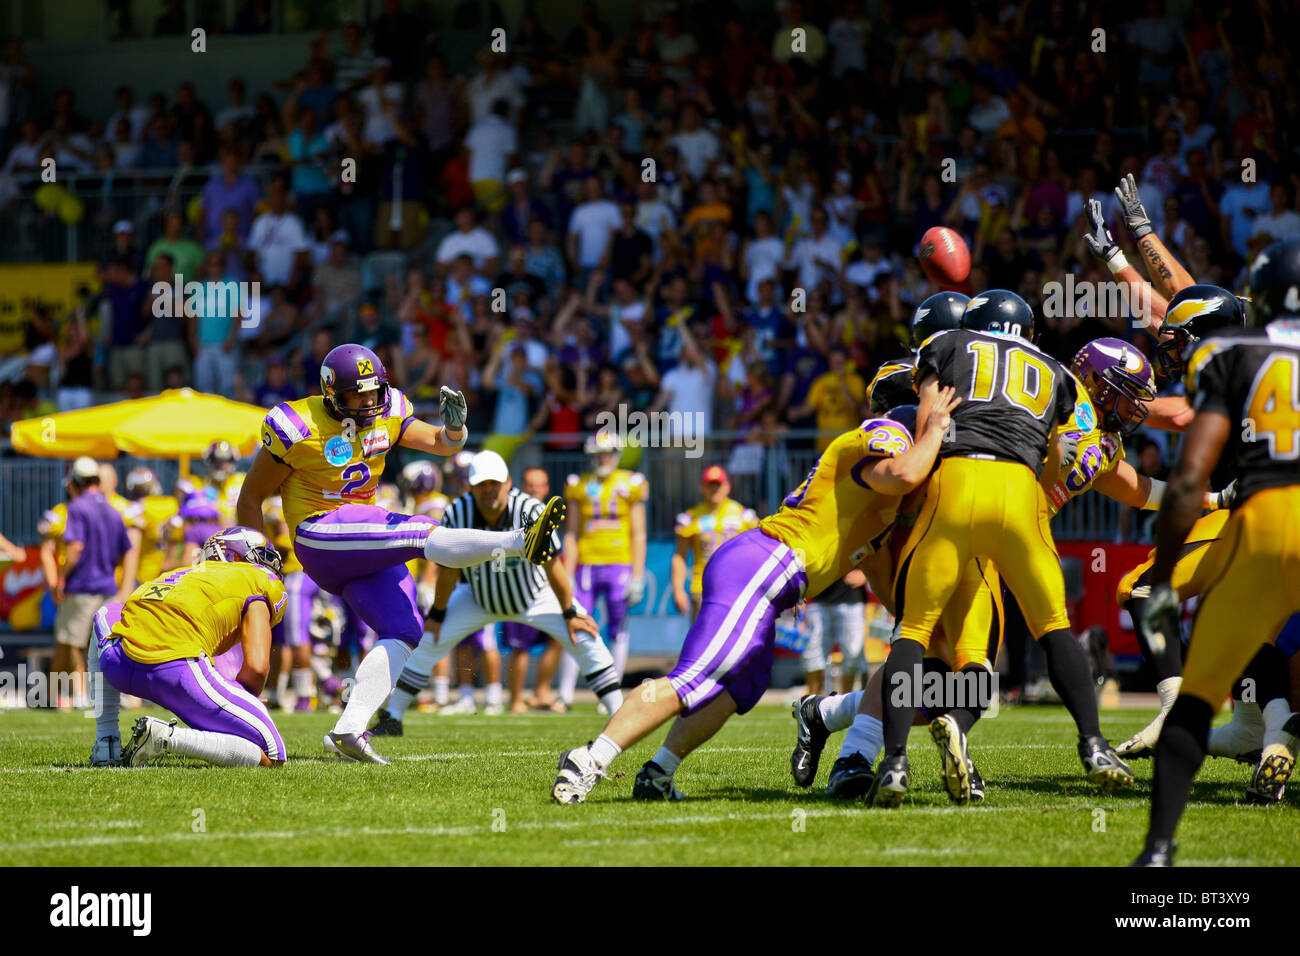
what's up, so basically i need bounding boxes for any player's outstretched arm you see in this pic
[1081,197,1169,328]
[863,377,960,496]
[1115,173,1196,303]
[237,449,291,533]
[1092,459,1220,511]
[398,387,469,455]
[1145,394,1196,431]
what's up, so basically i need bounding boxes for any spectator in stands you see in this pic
[190,250,240,396]
[567,174,620,284]
[436,205,500,275]
[248,176,307,285]
[199,145,261,242]
[145,211,204,278]
[465,98,517,214]
[142,251,191,391]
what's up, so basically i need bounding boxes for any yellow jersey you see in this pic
[564,469,648,566]
[260,391,416,537]
[113,562,286,665]
[125,495,180,584]
[675,498,760,595]
[1044,373,1126,516]
[759,418,913,598]
[804,368,869,451]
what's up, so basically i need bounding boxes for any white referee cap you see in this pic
[468,450,509,486]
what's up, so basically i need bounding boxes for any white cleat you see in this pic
[552,745,606,804]
[436,698,477,716]
[1116,716,1166,760]
[121,717,175,767]
[89,736,122,767]
[1207,715,1265,765]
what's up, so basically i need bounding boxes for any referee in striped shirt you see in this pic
[378,451,624,732]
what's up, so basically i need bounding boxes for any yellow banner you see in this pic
[0,263,100,355]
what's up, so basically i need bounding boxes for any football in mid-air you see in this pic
[918,226,971,286]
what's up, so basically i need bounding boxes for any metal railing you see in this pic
[0,434,1126,545]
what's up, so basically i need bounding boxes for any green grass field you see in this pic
[0,703,1295,866]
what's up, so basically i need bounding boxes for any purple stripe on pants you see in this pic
[574,563,631,641]
[100,644,286,760]
[668,529,805,715]
[294,505,434,647]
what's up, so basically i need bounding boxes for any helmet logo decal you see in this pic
[357,358,375,376]
[1168,297,1219,326]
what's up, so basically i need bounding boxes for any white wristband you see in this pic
[1105,249,1129,274]
[442,425,468,450]
[1142,477,1165,511]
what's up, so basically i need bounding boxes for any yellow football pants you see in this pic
[897,457,1070,643]
[1115,510,1230,604]
[1180,487,1300,705]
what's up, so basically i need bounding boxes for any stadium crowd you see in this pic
[2,0,1299,493]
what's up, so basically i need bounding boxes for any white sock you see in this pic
[652,746,681,775]
[274,669,290,703]
[389,631,457,718]
[387,686,415,717]
[557,650,579,704]
[588,733,622,770]
[840,713,884,764]
[333,639,413,736]
[88,638,120,740]
[1155,676,1182,716]
[169,725,264,767]
[485,682,502,706]
[292,667,315,700]
[818,691,864,732]
[424,526,524,567]
[1262,698,1293,745]
[612,636,629,680]
[458,683,475,704]
[599,687,624,713]
[433,675,450,706]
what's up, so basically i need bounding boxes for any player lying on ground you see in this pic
[549,384,961,804]
[88,528,288,768]
[1134,238,1300,866]
[237,343,565,764]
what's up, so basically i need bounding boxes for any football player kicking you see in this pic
[878,291,1134,807]
[87,528,288,768]
[549,384,961,804]
[236,343,565,764]
[1134,239,1300,867]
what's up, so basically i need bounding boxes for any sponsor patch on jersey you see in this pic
[585,481,602,499]
[323,435,353,466]
[361,428,390,457]
[1075,401,1096,431]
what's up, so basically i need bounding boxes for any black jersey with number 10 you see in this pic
[1186,323,1300,505]
[914,329,1076,476]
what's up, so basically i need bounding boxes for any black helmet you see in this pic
[1247,238,1300,325]
[961,289,1034,339]
[1156,284,1244,382]
[885,404,918,438]
[910,292,969,350]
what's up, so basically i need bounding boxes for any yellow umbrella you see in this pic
[10,389,267,473]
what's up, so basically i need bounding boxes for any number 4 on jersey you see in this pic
[1245,352,1300,459]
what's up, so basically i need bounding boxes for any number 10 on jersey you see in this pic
[966,341,1053,418]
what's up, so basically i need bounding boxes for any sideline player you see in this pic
[1134,238,1300,866]
[671,465,758,623]
[550,385,960,804]
[87,527,288,768]
[236,343,564,763]
[558,432,647,703]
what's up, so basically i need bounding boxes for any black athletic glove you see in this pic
[439,386,468,431]
[1115,173,1153,240]
[1082,198,1124,267]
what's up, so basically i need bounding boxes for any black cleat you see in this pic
[866,754,910,808]
[370,708,404,737]
[1079,735,1134,794]
[790,694,830,788]
[1131,839,1176,867]
[522,496,566,564]
[632,760,685,801]
[824,752,876,799]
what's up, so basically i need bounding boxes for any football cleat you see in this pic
[122,716,176,767]
[824,752,876,799]
[1116,718,1166,760]
[1207,715,1263,765]
[1246,743,1294,805]
[370,708,403,737]
[436,698,477,716]
[929,714,973,806]
[89,735,122,767]
[968,760,986,804]
[1131,839,1176,867]
[632,760,685,801]
[522,497,566,564]
[324,731,392,765]
[866,754,910,808]
[790,694,830,788]
[1079,736,1135,793]
[552,745,606,804]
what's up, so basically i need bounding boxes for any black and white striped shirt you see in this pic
[440,488,557,616]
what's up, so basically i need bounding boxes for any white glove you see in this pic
[1141,581,1181,658]
[625,576,645,606]
[439,386,468,431]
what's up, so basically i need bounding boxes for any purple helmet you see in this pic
[125,466,159,500]
[178,492,221,521]
[400,461,441,497]
[204,440,240,481]
[201,526,283,576]
[321,343,390,425]
[1070,338,1156,435]
[442,449,474,495]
